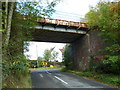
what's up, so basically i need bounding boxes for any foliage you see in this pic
[2,1,59,88]
[84,1,120,74]
[43,49,52,62]
[63,44,73,70]
[42,47,56,61]
[103,44,120,55]
[3,74,32,88]
[42,47,60,67]
[4,55,29,75]
[62,69,120,87]
[2,55,31,88]
[95,55,120,74]
[88,54,96,71]
[29,66,61,72]
[51,50,59,60]
[37,56,44,67]
[29,60,37,68]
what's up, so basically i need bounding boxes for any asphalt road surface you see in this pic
[31,69,119,89]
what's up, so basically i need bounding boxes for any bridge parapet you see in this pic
[38,18,88,28]
[34,18,89,43]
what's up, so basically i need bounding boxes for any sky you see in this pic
[24,0,115,61]
[51,0,100,21]
[24,42,66,62]
[51,0,115,21]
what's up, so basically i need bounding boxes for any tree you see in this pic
[84,1,120,74]
[63,44,73,69]
[51,50,59,66]
[2,0,60,49]
[4,2,15,46]
[37,56,43,67]
[43,47,55,62]
[2,1,60,88]
[1,2,15,51]
[52,51,59,61]
[43,49,52,62]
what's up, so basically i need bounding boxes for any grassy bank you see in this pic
[61,69,120,88]
[29,67,61,72]
[3,74,32,88]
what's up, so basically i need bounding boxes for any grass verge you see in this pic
[29,67,61,72]
[61,68,120,88]
[3,74,32,88]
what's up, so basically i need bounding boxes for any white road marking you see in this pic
[46,71,51,74]
[56,74,62,76]
[54,76,68,84]
[39,74,43,78]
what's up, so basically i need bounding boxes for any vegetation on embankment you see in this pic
[2,55,32,88]
[3,74,32,88]
[2,1,59,88]
[62,1,120,88]
[29,67,61,72]
[83,1,120,74]
[61,68,120,88]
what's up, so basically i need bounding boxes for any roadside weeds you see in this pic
[61,69,120,88]
[29,67,61,72]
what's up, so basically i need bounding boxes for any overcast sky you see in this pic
[51,0,100,21]
[51,0,115,21]
[24,0,115,61]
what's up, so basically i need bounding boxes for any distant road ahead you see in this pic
[31,69,119,89]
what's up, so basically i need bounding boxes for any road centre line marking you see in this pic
[54,76,68,84]
[39,74,43,78]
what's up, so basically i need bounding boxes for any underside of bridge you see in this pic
[33,29,84,43]
[33,23,88,43]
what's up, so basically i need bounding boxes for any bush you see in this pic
[63,44,73,70]
[2,55,31,88]
[95,55,120,74]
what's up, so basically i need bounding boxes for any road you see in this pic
[31,69,119,89]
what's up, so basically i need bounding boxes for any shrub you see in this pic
[95,55,120,74]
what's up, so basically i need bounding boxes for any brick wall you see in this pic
[71,30,105,71]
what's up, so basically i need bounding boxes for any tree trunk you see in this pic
[5,0,8,30]
[4,2,15,46]
[0,2,2,89]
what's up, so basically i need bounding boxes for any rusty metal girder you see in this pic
[38,18,88,28]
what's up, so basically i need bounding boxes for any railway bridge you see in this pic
[33,18,104,71]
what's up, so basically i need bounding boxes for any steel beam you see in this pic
[35,25,87,34]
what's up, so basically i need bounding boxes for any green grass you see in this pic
[3,74,32,88]
[61,69,120,88]
[29,66,61,72]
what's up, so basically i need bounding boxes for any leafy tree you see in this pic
[4,2,15,46]
[84,1,120,74]
[37,56,43,67]
[51,51,59,60]
[43,49,52,62]
[43,47,55,62]
[2,1,60,88]
[63,44,73,69]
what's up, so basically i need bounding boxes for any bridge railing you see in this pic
[38,18,88,28]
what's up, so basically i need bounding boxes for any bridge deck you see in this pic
[33,18,88,43]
